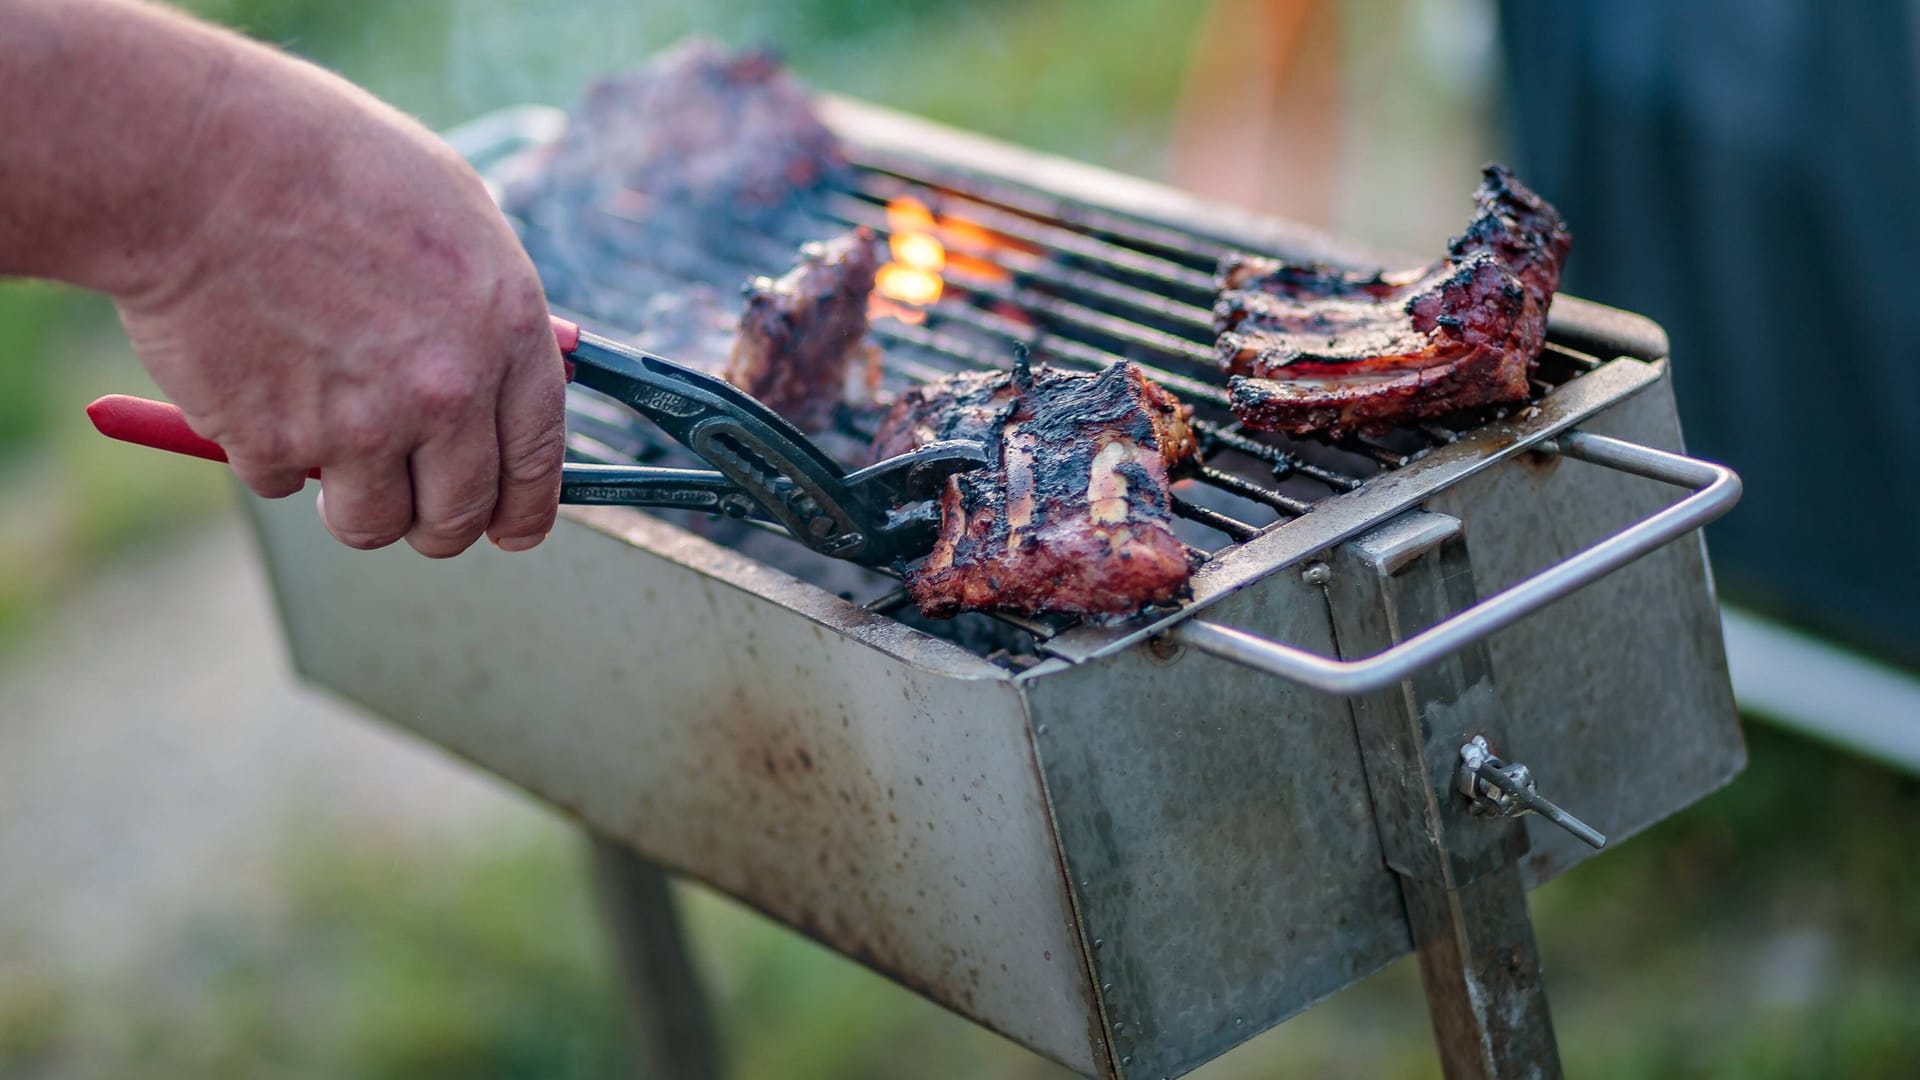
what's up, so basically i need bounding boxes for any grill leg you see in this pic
[1322,510,1563,1080]
[586,835,725,1080]
[1399,863,1557,1075]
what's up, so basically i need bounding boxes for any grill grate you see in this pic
[525,149,1603,647]
[819,154,1598,555]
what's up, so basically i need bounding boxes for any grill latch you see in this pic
[1457,734,1608,850]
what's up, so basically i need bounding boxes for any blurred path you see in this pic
[0,517,533,977]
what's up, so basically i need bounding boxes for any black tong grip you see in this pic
[563,330,881,559]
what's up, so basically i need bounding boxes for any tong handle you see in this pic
[560,463,770,521]
[86,395,322,479]
[86,394,768,519]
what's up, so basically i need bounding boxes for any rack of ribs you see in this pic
[1216,165,1572,439]
[871,355,1199,618]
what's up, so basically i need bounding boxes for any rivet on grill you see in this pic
[1302,561,1332,586]
[1146,634,1185,663]
[1036,723,1049,736]
[1092,938,1104,949]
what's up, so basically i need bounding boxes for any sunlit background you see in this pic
[2,1,1916,1077]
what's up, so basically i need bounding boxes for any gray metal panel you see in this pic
[1020,575,1411,1080]
[241,498,1103,1075]
[1425,369,1745,882]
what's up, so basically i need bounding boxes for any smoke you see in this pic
[436,0,711,119]
[432,0,966,123]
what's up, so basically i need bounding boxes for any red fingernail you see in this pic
[493,533,545,553]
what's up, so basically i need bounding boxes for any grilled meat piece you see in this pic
[723,229,882,432]
[1217,165,1571,438]
[503,40,878,434]
[503,38,848,323]
[872,357,1199,619]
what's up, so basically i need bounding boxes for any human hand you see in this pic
[112,53,566,557]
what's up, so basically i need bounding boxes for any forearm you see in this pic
[0,0,381,298]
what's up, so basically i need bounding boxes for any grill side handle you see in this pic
[1169,431,1741,697]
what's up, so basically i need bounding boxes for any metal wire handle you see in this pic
[1171,431,1742,696]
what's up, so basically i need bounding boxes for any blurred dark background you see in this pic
[1500,0,1920,667]
[1,1,1915,1077]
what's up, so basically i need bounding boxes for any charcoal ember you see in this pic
[504,38,849,322]
[1216,164,1571,438]
[872,356,1199,619]
[723,229,882,432]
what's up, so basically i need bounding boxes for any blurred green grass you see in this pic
[3,724,1914,1079]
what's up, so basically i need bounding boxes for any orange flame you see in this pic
[889,230,946,272]
[870,196,1030,323]
[875,263,943,307]
[886,196,938,234]
[873,197,946,318]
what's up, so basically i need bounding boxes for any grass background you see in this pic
[2,726,1914,1078]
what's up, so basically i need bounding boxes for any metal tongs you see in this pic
[86,316,987,567]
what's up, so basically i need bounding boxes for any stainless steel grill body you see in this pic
[243,99,1742,1080]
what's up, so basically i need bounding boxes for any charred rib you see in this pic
[872,355,1199,619]
[1217,165,1571,438]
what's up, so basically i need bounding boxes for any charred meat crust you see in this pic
[503,39,844,238]
[723,229,882,431]
[1216,164,1571,438]
[871,357,1199,619]
[504,38,859,389]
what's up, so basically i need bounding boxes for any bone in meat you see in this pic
[871,356,1199,619]
[1216,165,1572,438]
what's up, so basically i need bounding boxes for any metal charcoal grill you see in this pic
[242,95,1744,1080]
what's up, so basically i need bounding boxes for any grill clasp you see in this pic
[1458,735,1608,850]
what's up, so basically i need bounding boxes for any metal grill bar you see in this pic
[826,193,1218,335]
[948,269,1220,367]
[868,317,1010,371]
[1188,419,1367,491]
[1169,496,1262,542]
[1542,341,1603,371]
[847,174,1218,296]
[897,299,1233,409]
[1192,466,1317,517]
[846,146,1242,267]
